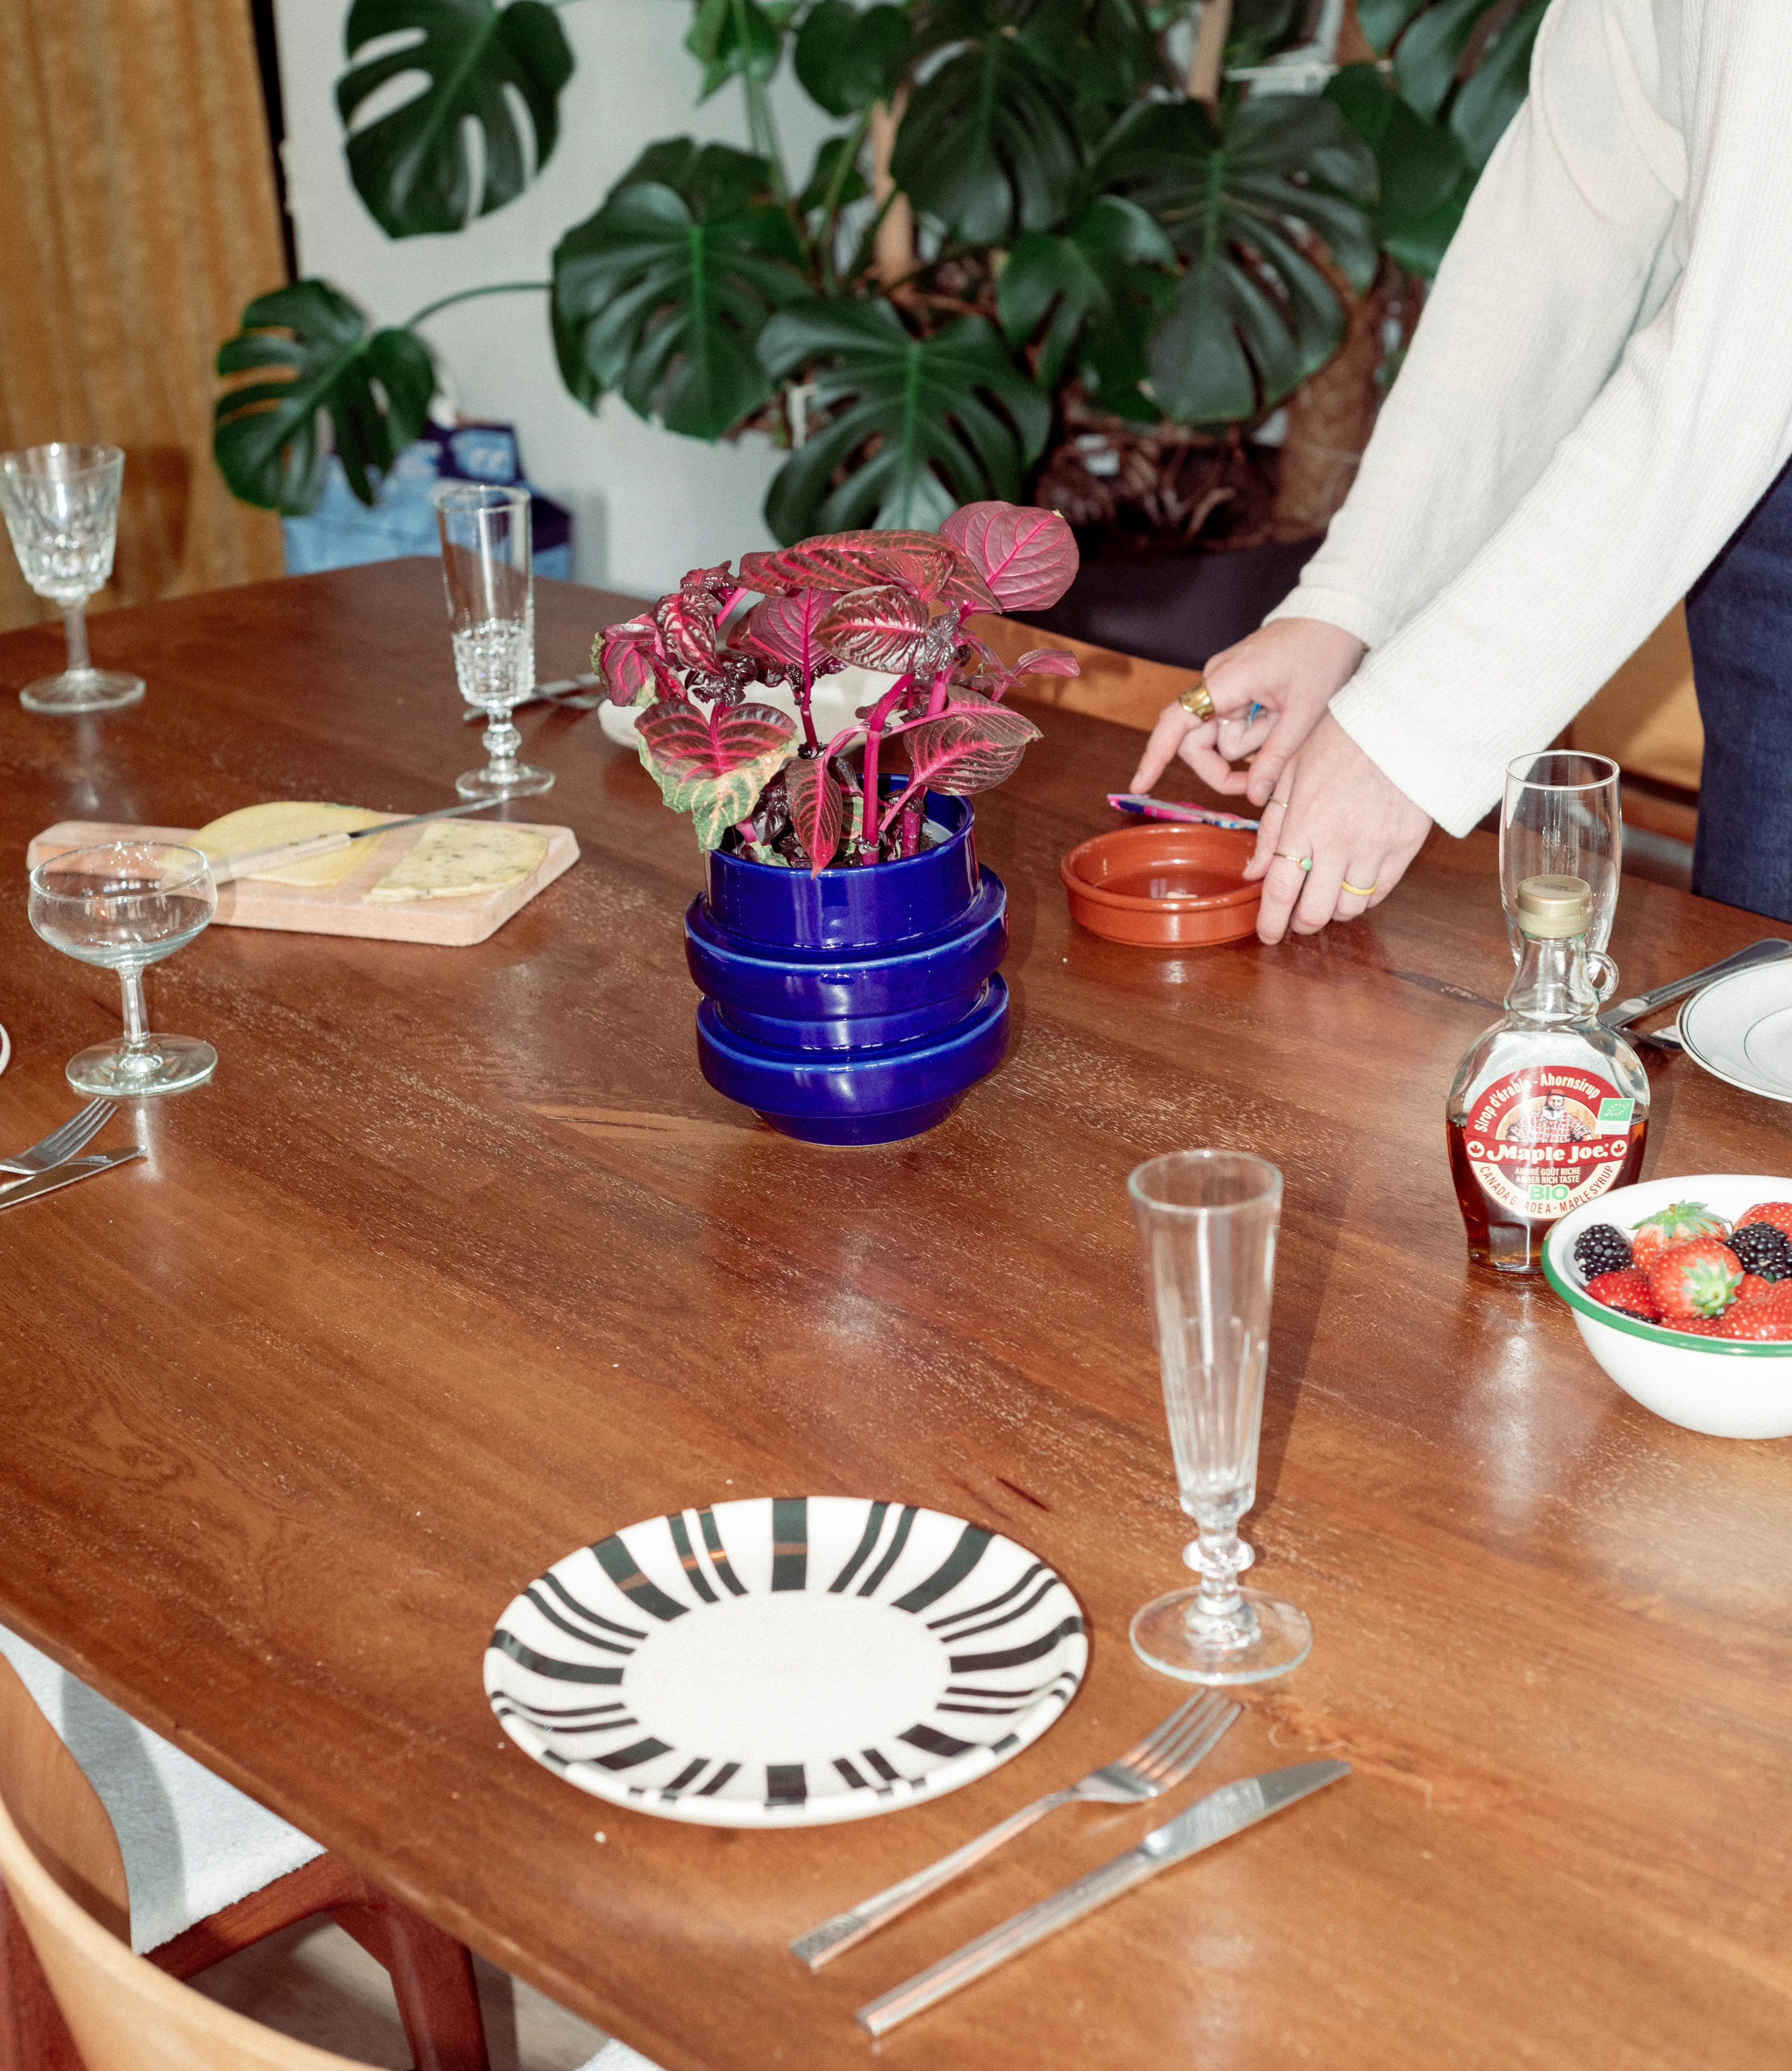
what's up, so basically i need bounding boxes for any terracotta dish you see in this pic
[1060,823,1261,946]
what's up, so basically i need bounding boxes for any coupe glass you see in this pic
[1501,753,1620,981]
[0,445,144,714]
[1128,1150,1312,1685]
[28,842,218,1096]
[432,481,551,800]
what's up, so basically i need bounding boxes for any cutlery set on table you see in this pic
[0,1098,141,1213]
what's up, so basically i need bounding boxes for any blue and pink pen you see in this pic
[1107,699,1266,831]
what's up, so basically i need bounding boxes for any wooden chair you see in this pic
[0,1651,489,2070]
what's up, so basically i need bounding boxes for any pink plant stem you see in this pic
[859,673,915,857]
[924,671,949,718]
[797,661,818,749]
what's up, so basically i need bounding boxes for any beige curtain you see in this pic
[0,0,286,633]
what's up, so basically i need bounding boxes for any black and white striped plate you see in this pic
[484,1496,1087,1828]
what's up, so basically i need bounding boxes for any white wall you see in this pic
[272,1,834,598]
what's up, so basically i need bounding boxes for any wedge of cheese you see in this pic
[364,820,548,903]
[191,801,391,886]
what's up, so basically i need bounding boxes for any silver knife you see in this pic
[856,1759,1350,2036]
[210,798,507,884]
[0,1145,145,1213]
[1599,938,1792,1050]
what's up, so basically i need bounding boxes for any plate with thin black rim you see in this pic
[484,1497,1087,1827]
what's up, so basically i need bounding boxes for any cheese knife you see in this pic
[856,1759,1351,2036]
[0,1145,145,1212]
[207,798,508,885]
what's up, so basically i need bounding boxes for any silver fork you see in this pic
[0,1098,116,1178]
[790,1689,1239,1969]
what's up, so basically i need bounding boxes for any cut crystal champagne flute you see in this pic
[1501,752,1621,989]
[1128,1149,1312,1685]
[0,444,144,714]
[27,842,218,1095]
[432,481,551,800]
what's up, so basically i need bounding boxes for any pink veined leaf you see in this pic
[635,698,799,851]
[655,589,720,671]
[741,588,842,678]
[739,531,996,609]
[897,704,1044,801]
[597,615,670,705]
[784,758,844,874]
[1011,646,1079,679]
[816,585,933,673]
[940,504,1079,611]
[679,562,735,598]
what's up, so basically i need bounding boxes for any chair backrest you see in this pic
[0,1653,357,2071]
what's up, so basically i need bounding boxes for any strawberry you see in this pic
[1738,1274,1776,1304]
[1668,1317,1725,1337]
[1585,1268,1660,1321]
[1736,1202,1792,1243]
[1714,1297,1792,1341]
[1629,1201,1729,1268]
[1647,1238,1743,1321]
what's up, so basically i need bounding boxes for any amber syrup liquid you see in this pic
[1446,1116,1648,1274]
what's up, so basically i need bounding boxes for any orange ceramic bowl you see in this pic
[1060,824,1261,947]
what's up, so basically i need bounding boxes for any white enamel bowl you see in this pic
[1543,1175,1792,1440]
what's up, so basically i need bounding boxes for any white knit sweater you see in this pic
[1266,0,1792,836]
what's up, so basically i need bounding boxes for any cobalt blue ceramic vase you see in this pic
[686,786,1009,1144]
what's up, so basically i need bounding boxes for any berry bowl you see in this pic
[1543,1175,1792,1440]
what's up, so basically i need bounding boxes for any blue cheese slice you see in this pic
[363,820,548,902]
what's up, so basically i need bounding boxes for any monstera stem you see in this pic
[404,281,552,330]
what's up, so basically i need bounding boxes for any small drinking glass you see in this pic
[28,843,218,1096]
[1128,1150,1312,1685]
[1501,753,1621,982]
[0,445,145,714]
[432,481,551,800]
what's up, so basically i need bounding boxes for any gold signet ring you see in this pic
[1178,679,1215,721]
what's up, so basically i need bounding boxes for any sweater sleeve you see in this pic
[1274,0,1792,835]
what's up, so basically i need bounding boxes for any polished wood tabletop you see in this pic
[1,562,1789,2071]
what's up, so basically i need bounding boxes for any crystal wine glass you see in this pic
[28,842,218,1096]
[1501,752,1620,982]
[432,481,551,800]
[0,445,144,714]
[1128,1149,1312,1685]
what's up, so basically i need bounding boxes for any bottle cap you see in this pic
[1515,874,1593,938]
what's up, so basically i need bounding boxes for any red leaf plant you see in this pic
[594,503,1079,870]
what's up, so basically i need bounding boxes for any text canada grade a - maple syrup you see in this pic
[1447,1103,1648,1273]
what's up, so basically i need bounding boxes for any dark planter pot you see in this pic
[686,787,1009,1145]
[1014,534,1320,671]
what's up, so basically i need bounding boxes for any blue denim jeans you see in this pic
[1685,454,1792,920]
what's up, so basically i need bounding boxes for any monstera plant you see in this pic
[214,0,1544,549]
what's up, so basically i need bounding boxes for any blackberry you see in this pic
[1573,1224,1632,1280]
[1730,1222,1792,1281]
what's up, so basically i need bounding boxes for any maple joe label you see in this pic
[1460,1069,1635,1220]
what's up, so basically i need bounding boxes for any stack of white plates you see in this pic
[1680,963,1792,1102]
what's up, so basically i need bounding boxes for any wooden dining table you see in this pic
[1,561,1789,2071]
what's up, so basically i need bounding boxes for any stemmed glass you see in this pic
[28,843,218,1095]
[431,481,552,800]
[0,445,144,714]
[1128,1149,1312,1685]
[1501,753,1621,986]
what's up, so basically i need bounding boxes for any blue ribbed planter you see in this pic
[686,786,1010,1144]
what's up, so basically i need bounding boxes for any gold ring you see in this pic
[1274,851,1313,872]
[1269,795,1291,809]
[1178,679,1215,721]
[1341,879,1377,898]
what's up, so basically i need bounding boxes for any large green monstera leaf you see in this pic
[998,194,1174,409]
[891,11,1083,243]
[1325,63,1471,278]
[552,141,807,441]
[757,300,1051,542]
[214,282,435,514]
[336,0,574,238]
[1359,0,1548,168]
[1097,95,1377,423]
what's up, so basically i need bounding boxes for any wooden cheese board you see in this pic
[26,815,579,948]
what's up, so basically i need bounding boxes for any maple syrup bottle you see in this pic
[1447,874,1649,1275]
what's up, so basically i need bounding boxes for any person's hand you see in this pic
[1128,619,1367,802]
[1245,713,1432,944]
